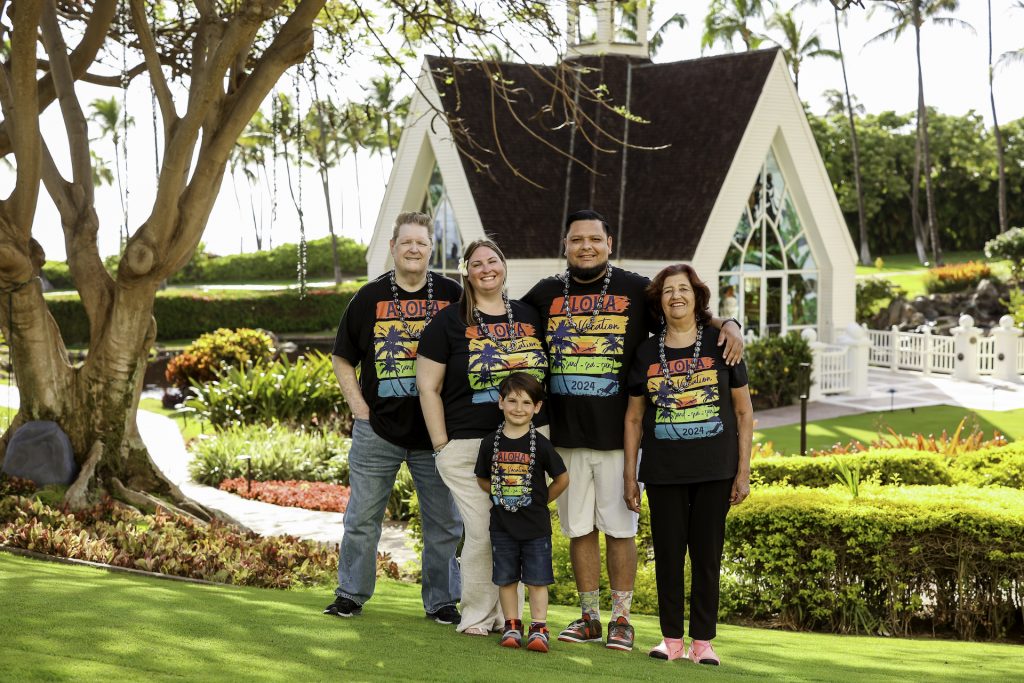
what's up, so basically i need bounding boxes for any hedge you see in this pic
[752,442,1024,489]
[724,485,1024,640]
[45,283,361,344]
[170,236,368,284]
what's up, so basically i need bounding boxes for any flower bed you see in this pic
[219,478,350,513]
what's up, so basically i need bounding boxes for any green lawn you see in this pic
[0,553,1019,682]
[855,251,1011,300]
[755,405,1024,455]
[138,398,208,442]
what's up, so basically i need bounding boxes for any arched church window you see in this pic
[718,150,819,337]
[420,163,463,278]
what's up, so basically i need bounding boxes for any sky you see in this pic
[14,1,1024,263]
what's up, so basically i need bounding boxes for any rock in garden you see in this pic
[1,421,77,486]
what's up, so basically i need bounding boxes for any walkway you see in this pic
[754,367,1024,429]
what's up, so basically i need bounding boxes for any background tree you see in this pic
[88,96,135,246]
[303,97,345,283]
[869,0,974,265]
[702,0,766,52]
[765,7,839,94]
[230,111,273,251]
[619,1,688,56]
[339,102,371,240]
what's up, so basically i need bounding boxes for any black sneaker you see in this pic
[323,596,362,617]
[426,604,461,625]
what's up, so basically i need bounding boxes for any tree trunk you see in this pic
[835,9,871,265]
[988,0,1008,234]
[319,165,342,284]
[914,8,942,265]
[911,121,929,265]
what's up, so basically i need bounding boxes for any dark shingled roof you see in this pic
[425,49,779,261]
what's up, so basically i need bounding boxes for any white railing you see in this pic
[1019,337,1024,375]
[930,335,956,375]
[978,337,996,375]
[867,329,891,366]
[817,345,851,394]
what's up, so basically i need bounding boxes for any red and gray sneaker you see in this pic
[557,614,603,643]
[500,619,523,649]
[606,616,635,651]
[526,624,550,653]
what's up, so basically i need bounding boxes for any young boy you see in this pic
[474,373,569,653]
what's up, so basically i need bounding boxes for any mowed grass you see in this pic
[755,405,1024,455]
[139,398,208,442]
[855,250,1012,300]
[0,553,1020,682]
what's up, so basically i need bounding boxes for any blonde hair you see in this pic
[391,211,433,241]
[459,238,508,326]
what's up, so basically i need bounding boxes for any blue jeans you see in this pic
[336,418,462,612]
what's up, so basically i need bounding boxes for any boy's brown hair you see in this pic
[498,372,545,404]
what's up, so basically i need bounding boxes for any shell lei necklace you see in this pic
[659,323,704,390]
[473,291,520,353]
[561,263,613,334]
[490,421,536,512]
[390,269,433,340]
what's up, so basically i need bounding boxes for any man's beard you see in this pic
[568,259,609,282]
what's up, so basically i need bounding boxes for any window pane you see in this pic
[765,225,785,271]
[765,151,785,217]
[778,196,801,245]
[744,220,763,269]
[722,242,743,272]
[719,275,739,319]
[428,164,444,208]
[743,278,761,336]
[787,235,816,270]
[734,207,753,246]
[788,273,818,326]
[766,277,782,336]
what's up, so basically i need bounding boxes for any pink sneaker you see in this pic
[688,639,720,665]
[649,637,685,660]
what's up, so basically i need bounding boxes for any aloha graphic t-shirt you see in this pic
[473,430,566,541]
[522,267,655,450]
[627,326,749,484]
[417,302,549,439]
[332,272,462,450]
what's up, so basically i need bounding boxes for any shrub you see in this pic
[985,226,1024,283]
[169,236,367,284]
[187,352,351,431]
[855,277,904,322]
[744,332,812,409]
[188,422,350,486]
[952,442,1024,488]
[41,261,74,290]
[165,328,276,388]
[724,485,1024,640]
[46,283,360,344]
[218,478,350,513]
[923,261,992,294]
[0,496,336,588]
[753,450,955,487]
[1008,288,1024,327]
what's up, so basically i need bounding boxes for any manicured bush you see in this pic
[187,352,352,431]
[218,478,351,513]
[856,277,904,322]
[1009,288,1024,327]
[188,422,350,486]
[985,226,1024,283]
[0,495,336,588]
[753,450,955,487]
[953,442,1024,488]
[41,261,74,290]
[46,283,359,344]
[923,261,992,294]
[165,328,276,388]
[744,332,813,409]
[725,485,1024,640]
[169,236,367,284]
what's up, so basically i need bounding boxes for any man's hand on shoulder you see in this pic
[717,318,744,366]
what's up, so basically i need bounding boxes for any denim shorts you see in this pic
[490,529,555,587]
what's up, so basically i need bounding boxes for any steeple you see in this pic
[566,0,650,59]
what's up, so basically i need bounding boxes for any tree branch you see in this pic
[40,0,93,204]
[129,0,176,138]
[8,1,45,232]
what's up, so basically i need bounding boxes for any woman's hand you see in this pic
[730,470,750,506]
[624,477,642,513]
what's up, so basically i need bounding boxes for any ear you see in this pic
[607,235,614,253]
[533,400,543,415]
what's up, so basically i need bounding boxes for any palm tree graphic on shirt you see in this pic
[469,342,505,389]
[547,319,578,369]
[374,326,408,378]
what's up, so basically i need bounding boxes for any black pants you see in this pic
[646,478,733,640]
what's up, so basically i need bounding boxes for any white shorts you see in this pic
[555,447,639,539]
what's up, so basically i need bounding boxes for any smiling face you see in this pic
[565,219,612,281]
[466,245,506,296]
[661,272,697,325]
[390,223,433,278]
[498,389,542,428]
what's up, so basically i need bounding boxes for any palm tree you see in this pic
[991,0,1024,234]
[90,150,114,189]
[618,1,688,56]
[764,8,839,94]
[807,0,872,264]
[339,103,372,238]
[702,0,765,52]
[89,97,135,246]
[869,0,974,266]
[364,74,410,186]
[233,112,274,251]
[304,97,345,283]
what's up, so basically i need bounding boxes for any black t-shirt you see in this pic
[417,301,549,439]
[627,326,749,484]
[473,430,567,540]
[522,267,655,450]
[332,271,462,449]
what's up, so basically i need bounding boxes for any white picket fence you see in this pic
[866,324,1023,377]
[816,345,851,394]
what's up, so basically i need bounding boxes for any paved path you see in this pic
[1,390,417,567]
